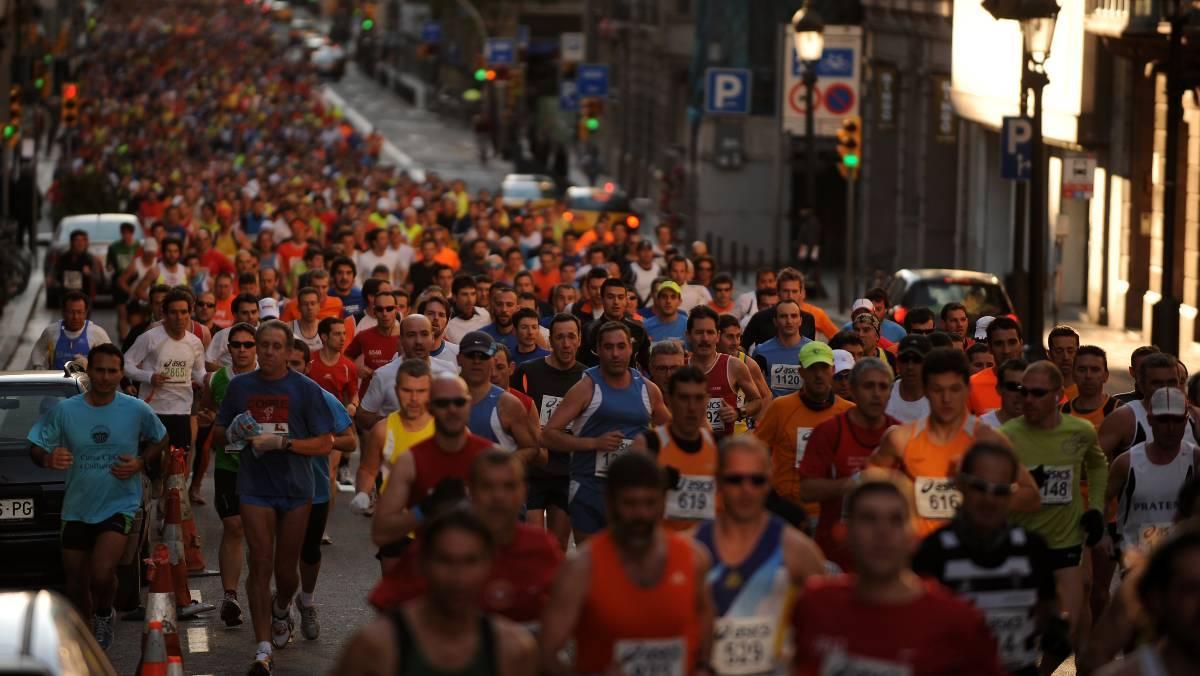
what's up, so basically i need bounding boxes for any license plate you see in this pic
[0,498,35,520]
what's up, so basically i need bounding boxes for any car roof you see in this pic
[502,174,553,183]
[0,370,87,386]
[895,268,1002,284]
[58,213,140,225]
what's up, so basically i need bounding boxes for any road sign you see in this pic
[576,63,610,98]
[561,32,585,63]
[559,80,580,112]
[704,68,751,115]
[1063,153,1097,199]
[516,25,530,50]
[421,22,441,44]
[485,38,515,66]
[1001,116,1033,181]
[781,25,862,137]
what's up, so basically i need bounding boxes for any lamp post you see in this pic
[792,4,825,247]
[1150,0,1186,356]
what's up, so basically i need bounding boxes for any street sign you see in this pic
[485,38,516,66]
[561,32,585,63]
[576,63,610,98]
[781,25,862,137]
[516,25,530,50]
[421,22,441,44]
[1063,153,1097,199]
[559,80,580,112]
[704,68,751,115]
[1001,116,1033,181]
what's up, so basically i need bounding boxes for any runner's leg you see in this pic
[62,546,93,617]
[547,506,571,551]
[240,502,279,643]
[220,515,245,592]
[272,503,311,609]
[89,530,129,615]
[299,502,330,594]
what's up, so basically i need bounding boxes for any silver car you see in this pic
[0,590,116,675]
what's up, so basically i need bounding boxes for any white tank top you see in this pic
[158,262,189,287]
[1127,398,1198,450]
[1117,441,1195,550]
[292,320,324,353]
[885,380,930,424]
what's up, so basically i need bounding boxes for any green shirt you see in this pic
[1002,414,1109,549]
[106,240,139,276]
[210,367,239,472]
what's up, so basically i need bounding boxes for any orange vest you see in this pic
[653,425,719,530]
[899,415,984,537]
[575,530,700,675]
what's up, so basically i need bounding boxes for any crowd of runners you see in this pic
[22,1,1200,675]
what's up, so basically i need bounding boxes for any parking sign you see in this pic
[1001,117,1033,181]
[704,68,751,115]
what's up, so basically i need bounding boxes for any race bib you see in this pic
[794,427,814,468]
[539,395,570,430]
[595,438,633,478]
[770,364,802,392]
[706,398,726,432]
[613,638,685,676]
[819,651,912,676]
[712,617,775,676]
[161,359,191,384]
[1037,465,1073,505]
[986,607,1037,670]
[63,270,83,290]
[666,474,717,521]
[1138,522,1174,549]
[914,476,961,520]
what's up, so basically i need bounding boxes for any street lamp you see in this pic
[792,3,825,260]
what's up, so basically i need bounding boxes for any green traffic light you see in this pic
[474,68,487,82]
[34,78,44,90]
[3,125,14,139]
[42,54,52,65]
[361,18,374,30]
[586,118,599,131]
[843,154,860,168]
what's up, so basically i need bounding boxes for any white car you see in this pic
[44,213,141,307]
[312,42,346,79]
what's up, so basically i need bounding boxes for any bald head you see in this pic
[431,374,469,400]
[400,313,434,359]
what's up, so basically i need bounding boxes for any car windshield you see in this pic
[908,279,1011,318]
[56,220,133,245]
[0,383,80,455]
[503,181,555,201]
[568,191,631,212]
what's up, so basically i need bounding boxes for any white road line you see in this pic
[190,589,202,602]
[320,86,422,179]
[187,627,210,653]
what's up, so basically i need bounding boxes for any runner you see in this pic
[480,285,520,353]
[27,343,168,649]
[643,280,688,343]
[290,287,324,353]
[940,301,970,339]
[913,441,1060,676]
[646,339,687,392]
[830,349,855,402]
[755,342,853,529]
[1002,360,1111,667]
[686,306,762,438]
[511,308,550,365]
[1048,325,1081,400]
[981,358,1028,428]
[798,357,898,569]
[356,314,458,431]
[790,478,1005,675]
[538,452,713,676]
[542,321,670,542]
[511,313,585,550]
[870,348,1039,538]
[353,359,435,517]
[207,293,261,369]
[27,290,112,369]
[850,311,897,372]
[1099,352,1193,461]
[968,316,1024,415]
[213,320,336,674]
[416,295,460,365]
[334,510,537,676]
[344,289,402,393]
[749,298,811,398]
[696,434,825,676]
[133,236,189,297]
[581,278,651,371]
[1112,345,1162,404]
[741,268,815,350]
[716,314,773,425]
[885,334,932,423]
[967,341,995,375]
[446,275,492,342]
[456,331,540,463]
[328,256,364,317]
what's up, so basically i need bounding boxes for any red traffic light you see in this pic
[63,83,78,100]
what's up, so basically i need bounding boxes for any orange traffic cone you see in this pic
[142,544,181,661]
[136,620,168,676]
[167,655,184,676]
[165,486,214,620]
[164,446,207,572]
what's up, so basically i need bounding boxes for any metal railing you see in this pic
[1084,0,1167,35]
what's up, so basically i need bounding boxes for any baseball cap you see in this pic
[974,316,995,341]
[142,237,159,253]
[852,312,880,331]
[851,298,874,316]
[897,334,933,358]
[258,297,280,319]
[1150,387,1188,417]
[460,331,497,357]
[799,341,835,368]
[657,280,683,297]
[832,349,855,375]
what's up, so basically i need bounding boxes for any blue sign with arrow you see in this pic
[576,63,610,98]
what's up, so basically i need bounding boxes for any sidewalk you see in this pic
[0,151,58,371]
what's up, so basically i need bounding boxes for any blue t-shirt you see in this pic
[29,393,167,523]
[643,313,688,343]
[311,389,353,505]
[513,346,551,365]
[841,318,907,343]
[216,370,336,500]
[332,287,365,318]
[751,336,812,397]
[480,323,519,353]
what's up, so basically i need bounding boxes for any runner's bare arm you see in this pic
[646,380,671,426]
[542,376,600,453]
[781,526,828,583]
[372,451,417,547]
[538,549,592,676]
[332,616,394,676]
[287,433,333,457]
[1104,452,1130,517]
[142,431,169,469]
[501,392,543,466]
[629,431,651,455]
[495,619,538,676]
[744,357,773,417]
[356,418,388,493]
[1097,406,1133,461]
[356,405,383,433]
[332,425,357,453]
[729,358,763,418]
[868,425,909,469]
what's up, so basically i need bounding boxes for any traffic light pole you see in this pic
[843,173,857,311]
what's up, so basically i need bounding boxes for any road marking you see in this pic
[190,589,202,602]
[321,86,423,180]
[187,627,210,653]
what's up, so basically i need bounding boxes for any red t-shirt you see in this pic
[791,576,1004,676]
[369,523,563,622]
[508,387,534,414]
[797,412,899,571]
[276,240,308,276]
[200,248,234,276]
[344,326,399,391]
[212,296,234,330]
[408,433,494,507]
[308,354,359,404]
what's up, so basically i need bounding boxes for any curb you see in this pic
[319,85,424,180]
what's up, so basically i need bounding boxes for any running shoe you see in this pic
[92,609,115,649]
[270,596,295,649]
[299,601,320,640]
[247,652,273,675]
[321,531,333,545]
[220,591,244,627]
[336,464,353,486]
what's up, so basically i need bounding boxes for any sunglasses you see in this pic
[721,473,769,487]
[1020,386,1054,399]
[431,397,469,409]
[229,341,256,349]
[898,353,924,364]
[958,473,1015,497]
[374,305,397,313]
[195,302,216,308]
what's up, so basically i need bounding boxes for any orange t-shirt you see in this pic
[530,268,561,301]
[755,392,855,507]
[279,295,345,322]
[651,425,719,531]
[802,302,841,340]
[212,296,234,329]
[432,247,461,271]
[968,368,1001,414]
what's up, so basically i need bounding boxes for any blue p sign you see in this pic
[1001,116,1033,181]
[705,68,751,115]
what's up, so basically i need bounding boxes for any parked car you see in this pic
[886,268,1018,329]
[312,41,347,80]
[44,213,141,308]
[0,590,117,675]
[499,174,560,210]
[563,184,639,233]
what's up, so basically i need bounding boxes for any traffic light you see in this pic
[61,82,78,127]
[474,68,488,82]
[583,98,602,132]
[7,86,20,141]
[836,116,862,179]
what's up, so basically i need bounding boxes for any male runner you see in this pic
[27,290,112,369]
[941,301,970,338]
[539,453,713,676]
[446,275,492,343]
[290,287,324,353]
[1099,353,1192,461]
[416,295,459,364]
[1112,345,1161,404]
[643,280,688,343]
[790,479,1005,674]
[697,435,825,676]
[207,293,260,370]
[799,358,898,569]
[353,360,435,515]
[356,314,458,430]
[851,312,896,372]
[686,306,762,438]
[581,278,651,371]
[886,334,932,423]
[456,331,540,464]
[981,358,1028,428]
[1048,325,1081,400]
[749,298,811,398]
[741,268,815,350]
[542,322,670,542]
[968,342,995,375]
[717,314,773,422]
[480,285,520,353]
[213,320,336,674]
[511,308,550,365]
[1063,345,1120,428]
[28,343,167,648]
[308,317,359,416]
[344,289,402,393]
[647,339,687,391]
[913,442,1059,676]
[334,510,537,676]
[968,316,1024,414]
[511,313,586,549]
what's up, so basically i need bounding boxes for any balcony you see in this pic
[1084,0,1167,37]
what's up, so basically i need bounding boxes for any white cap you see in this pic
[142,237,159,253]
[851,298,873,316]
[1150,387,1188,417]
[832,349,855,375]
[258,297,280,319]
[974,316,995,340]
